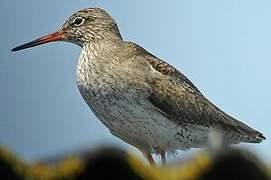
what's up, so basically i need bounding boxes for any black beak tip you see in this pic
[11,47,18,52]
[11,43,32,52]
[11,43,30,52]
[11,45,24,52]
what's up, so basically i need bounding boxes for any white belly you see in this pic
[78,84,210,153]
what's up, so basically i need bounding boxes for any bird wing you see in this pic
[148,58,264,139]
[127,42,264,140]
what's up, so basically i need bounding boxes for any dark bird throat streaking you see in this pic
[12,7,265,165]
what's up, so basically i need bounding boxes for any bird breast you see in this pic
[76,45,154,121]
[76,45,153,97]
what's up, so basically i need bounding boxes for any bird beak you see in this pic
[11,30,66,52]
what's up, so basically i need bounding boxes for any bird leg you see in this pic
[146,153,155,166]
[160,150,166,165]
[140,150,155,166]
[137,146,156,166]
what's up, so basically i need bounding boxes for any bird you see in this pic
[12,7,265,165]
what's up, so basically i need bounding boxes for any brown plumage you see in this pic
[12,7,265,165]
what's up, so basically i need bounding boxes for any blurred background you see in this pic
[0,0,270,163]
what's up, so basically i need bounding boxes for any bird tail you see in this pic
[242,133,266,143]
[231,118,266,143]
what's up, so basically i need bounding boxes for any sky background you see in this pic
[1,0,270,163]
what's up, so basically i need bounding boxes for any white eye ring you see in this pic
[73,17,85,27]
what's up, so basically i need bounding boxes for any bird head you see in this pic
[12,8,122,52]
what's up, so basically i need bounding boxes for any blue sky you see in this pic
[1,0,270,162]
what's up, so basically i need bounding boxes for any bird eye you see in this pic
[73,17,85,27]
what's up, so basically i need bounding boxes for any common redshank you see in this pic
[12,7,265,165]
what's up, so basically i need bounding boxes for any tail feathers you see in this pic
[246,133,266,143]
[233,119,266,143]
[223,113,266,143]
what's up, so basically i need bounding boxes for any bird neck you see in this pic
[76,39,123,88]
[81,38,123,61]
[83,30,123,47]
